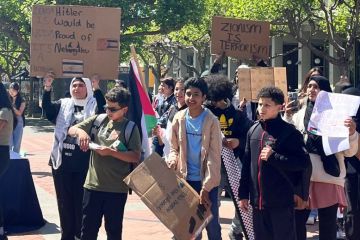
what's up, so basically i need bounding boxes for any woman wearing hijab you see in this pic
[285,76,358,240]
[42,73,105,240]
[8,82,26,153]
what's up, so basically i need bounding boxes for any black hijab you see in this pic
[304,76,332,130]
[304,76,340,177]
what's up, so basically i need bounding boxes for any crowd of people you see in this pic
[0,60,360,240]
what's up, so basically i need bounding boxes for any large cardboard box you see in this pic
[124,153,212,240]
[30,5,121,79]
[238,67,287,101]
[211,16,270,60]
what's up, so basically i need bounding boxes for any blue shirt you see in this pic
[185,108,208,181]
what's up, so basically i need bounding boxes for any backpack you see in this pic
[90,113,135,147]
[90,113,136,194]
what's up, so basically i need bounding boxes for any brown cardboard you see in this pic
[211,16,270,60]
[30,5,121,79]
[124,153,212,240]
[237,67,287,101]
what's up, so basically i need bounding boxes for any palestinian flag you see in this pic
[127,59,157,159]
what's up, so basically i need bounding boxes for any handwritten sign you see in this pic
[211,16,270,60]
[30,5,121,79]
[237,67,287,101]
[308,91,360,137]
[124,153,212,240]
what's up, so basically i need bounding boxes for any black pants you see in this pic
[318,204,338,240]
[81,189,128,240]
[345,174,360,240]
[52,169,87,240]
[0,146,10,230]
[253,207,296,240]
[295,209,310,240]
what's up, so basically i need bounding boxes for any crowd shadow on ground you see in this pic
[25,118,54,133]
[8,221,61,237]
[31,171,52,178]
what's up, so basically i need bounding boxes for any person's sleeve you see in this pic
[268,130,311,171]
[237,110,254,136]
[344,132,359,157]
[282,112,295,125]
[93,89,106,114]
[202,117,222,192]
[127,125,142,152]
[238,132,251,200]
[210,62,221,74]
[167,115,180,165]
[256,59,268,67]
[233,111,253,149]
[74,115,98,134]
[42,91,61,124]
[0,109,9,121]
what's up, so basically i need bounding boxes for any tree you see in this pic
[223,0,360,75]
[0,0,34,78]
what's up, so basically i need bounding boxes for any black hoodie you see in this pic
[239,115,311,208]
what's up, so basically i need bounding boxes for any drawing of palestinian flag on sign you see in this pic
[97,38,119,51]
[62,59,84,77]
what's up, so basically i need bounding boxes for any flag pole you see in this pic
[130,45,149,100]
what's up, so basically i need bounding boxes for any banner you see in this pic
[30,5,121,79]
[211,16,270,60]
[237,67,287,101]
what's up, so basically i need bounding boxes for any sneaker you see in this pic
[306,216,315,225]
[336,229,346,239]
[228,230,244,240]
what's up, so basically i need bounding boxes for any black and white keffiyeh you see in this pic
[221,147,254,240]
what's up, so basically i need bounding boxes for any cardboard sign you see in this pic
[211,16,270,60]
[30,5,121,79]
[237,67,287,101]
[124,153,212,240]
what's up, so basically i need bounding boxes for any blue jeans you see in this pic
[10,116,23,153]
[187,181,222,240]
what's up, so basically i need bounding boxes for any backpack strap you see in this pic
[123,120,135,147]
[90,113,107,141]
[248,120,260,136]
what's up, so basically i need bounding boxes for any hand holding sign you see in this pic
[344,118,356,136]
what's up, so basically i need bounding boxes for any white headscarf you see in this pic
[50,77,97,169]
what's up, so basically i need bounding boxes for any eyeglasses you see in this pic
[104,105,124,113]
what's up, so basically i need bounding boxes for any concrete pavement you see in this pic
[7,118,320,240]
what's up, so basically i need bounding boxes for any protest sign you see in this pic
[211,16,270,59]
[124,153,212,240]
[308,91,360,137]
[237,67,287,101]
[308,91,360,155]
[30,5,121,79]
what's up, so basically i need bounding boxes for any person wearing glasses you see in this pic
[68,87,141,240]
[42,72,105,240]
